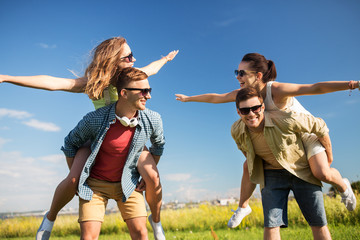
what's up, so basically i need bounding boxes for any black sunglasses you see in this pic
[121,52,134,62]
[234,69,257,77]
[125,88,152,96]
[238,104,262,115]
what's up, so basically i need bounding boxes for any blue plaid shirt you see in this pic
[61,102,165,202]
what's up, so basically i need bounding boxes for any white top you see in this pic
[264,81,311,115]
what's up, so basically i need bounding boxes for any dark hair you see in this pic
[241,53,277,83]
[115,67,148,94]
[235,87,263,108]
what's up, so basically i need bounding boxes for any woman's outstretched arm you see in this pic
[139,50,179,76]
[175,89,239,103]
[0,74,87,93]
[272,80,360,100]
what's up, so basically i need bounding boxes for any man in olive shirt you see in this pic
[231,87,332,240]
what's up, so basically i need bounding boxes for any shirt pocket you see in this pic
[278,133,297,150]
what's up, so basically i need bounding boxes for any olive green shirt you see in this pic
[92,84,118,110]
[231,110,329,188]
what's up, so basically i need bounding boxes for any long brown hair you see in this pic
[84,37,127,100]
[242,53,277,83]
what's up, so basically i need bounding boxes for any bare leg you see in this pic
[126,217,148,240]
[137,149,162,223]
[308,151,346,192]
[239,160,256,208]
[310,226,332,240]
[264,227,281,240]
[47,146,91,221]
[80,221,102,240]
[227,160,256,228]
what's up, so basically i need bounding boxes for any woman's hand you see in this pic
[163,50,179,62]
[175,94,188,102]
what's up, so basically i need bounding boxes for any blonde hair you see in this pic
[84,37,127,100]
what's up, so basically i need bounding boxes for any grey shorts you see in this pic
[261,169,327,228]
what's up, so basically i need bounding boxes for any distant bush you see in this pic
[0,194,359,238]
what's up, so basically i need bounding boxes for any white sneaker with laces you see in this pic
[148,214,166,240]
[341,178,357,211]
[36,211,54,240]
[227,205,252,228]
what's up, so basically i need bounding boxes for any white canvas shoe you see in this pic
[341,178,357,211]
[36,212,54,240]
[148,214,165,240]
[227,205,252,228]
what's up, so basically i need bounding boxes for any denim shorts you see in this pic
[261,169,327,228]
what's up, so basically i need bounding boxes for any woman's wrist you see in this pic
[162,56,170,63]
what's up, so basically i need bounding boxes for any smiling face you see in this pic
[236,61,259,88]
[122,78,151,111]
[237,96,265,132]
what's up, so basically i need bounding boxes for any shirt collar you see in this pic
[238,111,274,136]
[264,112,275,127]
[109,102,144,125]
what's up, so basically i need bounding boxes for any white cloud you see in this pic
[22,119,61,132]
[214,16,243,27]
[0,137,11,148]
[0,108,32,119]
[163,173,191,182]
[38,43,57,49]
[0,149,70,212]
[40,154,64,164]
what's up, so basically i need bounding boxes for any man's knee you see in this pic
[81,234,97,240]
[130,225,148,239]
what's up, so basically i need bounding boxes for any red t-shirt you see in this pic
[90,120,136,182]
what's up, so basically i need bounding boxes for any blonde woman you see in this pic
[1,36,178,240]
[176,53,358,228]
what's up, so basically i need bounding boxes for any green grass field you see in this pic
[1,194,359,239]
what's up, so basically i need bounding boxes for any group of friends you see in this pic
[1,36,358,240]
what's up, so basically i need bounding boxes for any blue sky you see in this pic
[0,0,359,213]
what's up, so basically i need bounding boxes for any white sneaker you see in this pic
[148,214,165,240]
[227,205,252,228]
[341,178,357,211]
[36,212,54,240]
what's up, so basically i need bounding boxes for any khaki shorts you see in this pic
[79,177,147,222]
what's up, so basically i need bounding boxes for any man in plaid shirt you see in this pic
[60,68,165,239]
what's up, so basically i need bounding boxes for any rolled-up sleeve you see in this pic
[291,112,329,138]
[61,114,94,158]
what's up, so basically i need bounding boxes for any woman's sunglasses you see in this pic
[121,52,134,62]
[234,69,257,77]
[238,104,262,115]
[125,88,152,96]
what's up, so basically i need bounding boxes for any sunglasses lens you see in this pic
[141,88,151,96]
[252,105,261,113]
[235,70,246,77]
[128,53,133,62]
[239,105,262,115]
[239,108,250,115]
